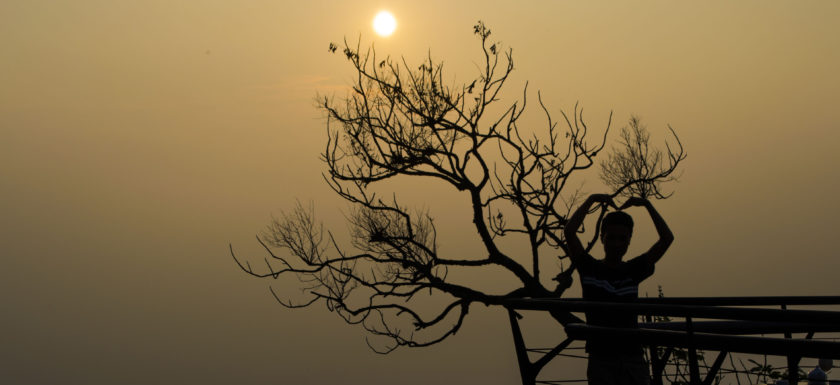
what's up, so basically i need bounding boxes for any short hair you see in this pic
[601,211,634,234]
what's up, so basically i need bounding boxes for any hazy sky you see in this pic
[2,1,839,384]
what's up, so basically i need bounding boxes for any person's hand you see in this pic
[620,196,650,210]
[589,193,618,209]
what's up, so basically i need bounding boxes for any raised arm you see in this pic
[563,194,616,264]
[620,197,674,265]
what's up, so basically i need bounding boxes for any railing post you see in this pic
[686,316,701,385]
[787,355,800,385]
[507,308,535,385]
[646,314,665,385]
[781,304,801,385]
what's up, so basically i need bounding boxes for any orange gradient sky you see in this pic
[2,1,839,384]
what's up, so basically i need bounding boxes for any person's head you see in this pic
[600,211,634,259]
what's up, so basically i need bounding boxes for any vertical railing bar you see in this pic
[507,308,536,385]
[646,313,664,385]
[780,303,802,383]
[686,316,701,384]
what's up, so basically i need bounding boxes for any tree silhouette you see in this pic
[232,21,685,353]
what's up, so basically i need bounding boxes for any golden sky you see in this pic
[2,1,839,384]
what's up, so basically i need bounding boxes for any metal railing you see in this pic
[502,296,840,385]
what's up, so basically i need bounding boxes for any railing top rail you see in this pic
[501,298,840,324]
[576,296,840,306]
[639,320,840,334]
[564,323,840,359]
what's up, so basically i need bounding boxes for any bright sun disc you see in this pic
[373,11,396,36]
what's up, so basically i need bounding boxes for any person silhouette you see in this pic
[563,194,674,385]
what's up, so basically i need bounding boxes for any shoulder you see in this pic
[626,254,655,280]
[575,253,598,272]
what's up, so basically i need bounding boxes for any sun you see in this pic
[373,10,397,37]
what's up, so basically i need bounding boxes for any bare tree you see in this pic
[232,21,686,354]
[600,116,684,199]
